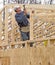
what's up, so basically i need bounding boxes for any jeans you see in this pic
[20,31,30,41]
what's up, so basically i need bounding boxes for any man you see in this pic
[14,6,30,41]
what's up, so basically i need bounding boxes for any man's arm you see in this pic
[23,5,30,19]
[24,9,30,19]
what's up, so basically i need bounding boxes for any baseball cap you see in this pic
[14,6,20,12]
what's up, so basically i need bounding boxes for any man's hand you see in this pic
[23,5,27,14]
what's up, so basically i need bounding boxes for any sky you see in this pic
[0,0,3,9]
[0,0,55,9]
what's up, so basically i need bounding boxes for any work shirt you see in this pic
[15,11,30,32]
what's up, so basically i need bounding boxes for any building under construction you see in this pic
[0,0,55,65]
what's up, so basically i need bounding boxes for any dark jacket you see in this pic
[15,11,30,27]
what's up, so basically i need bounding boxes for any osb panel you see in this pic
[0,46,55,65]
[0,57,10,65]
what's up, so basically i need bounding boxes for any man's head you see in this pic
[14,6,21,13]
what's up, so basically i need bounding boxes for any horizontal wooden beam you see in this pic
[34,13,55,17]
[0,4,55,13]
[0,37,55,46]
[9,4,55,10]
